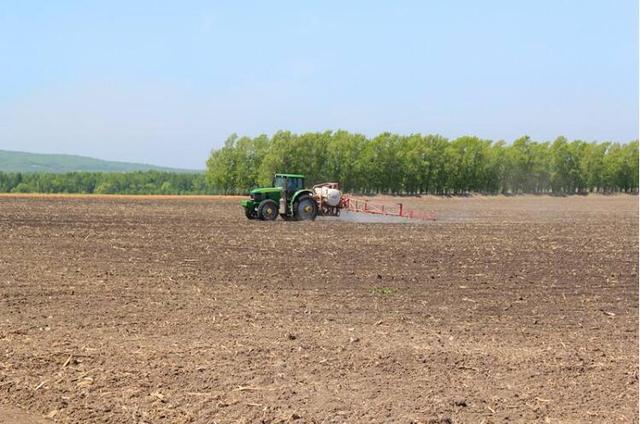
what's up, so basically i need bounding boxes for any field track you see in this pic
[0,194,637,423]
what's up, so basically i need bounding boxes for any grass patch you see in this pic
[370,286,395,296]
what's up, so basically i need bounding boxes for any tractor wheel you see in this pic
[244,207,257,220]
[258,199,278,221]
[295,196,318,221]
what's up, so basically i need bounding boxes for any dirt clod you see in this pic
[427,418,453,424]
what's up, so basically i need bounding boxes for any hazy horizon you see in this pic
[1,1,638,169]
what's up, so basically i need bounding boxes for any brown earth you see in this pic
[0,194,637,423]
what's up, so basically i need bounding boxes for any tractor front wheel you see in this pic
[258,199,278,221]
[244,207,257,220]
[295,196,318,221]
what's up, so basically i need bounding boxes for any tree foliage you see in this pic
[206,132,638,194]
[0,171,211,194]
[0,133,635,195]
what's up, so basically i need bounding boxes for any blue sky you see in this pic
[0,1,637,169]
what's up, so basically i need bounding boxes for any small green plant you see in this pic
[371,286,394,296]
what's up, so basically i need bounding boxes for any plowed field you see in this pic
[0,195,637,423]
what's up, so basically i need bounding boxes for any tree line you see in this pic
[206,131,638,194]
[0,171,211,194]
[0,132,636,195]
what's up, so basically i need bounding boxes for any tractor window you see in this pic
[274,176,286,188]
[287,178,302,192]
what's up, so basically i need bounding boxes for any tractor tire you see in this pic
[294,196,318,221]
[258,199,278,221]
[244,207,257,220]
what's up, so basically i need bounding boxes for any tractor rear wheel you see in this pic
[258,199,278,221]
[295,196,318,221]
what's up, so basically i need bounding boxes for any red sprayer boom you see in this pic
[343,197,436,221]
[312,182,436,221]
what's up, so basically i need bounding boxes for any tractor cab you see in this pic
[273,174,304,196]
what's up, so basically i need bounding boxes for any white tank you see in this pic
[325,188,342,206]
[314,186,342,207]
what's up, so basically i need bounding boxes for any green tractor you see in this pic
[240,173,318,221]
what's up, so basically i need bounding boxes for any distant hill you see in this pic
[0,149,198,173]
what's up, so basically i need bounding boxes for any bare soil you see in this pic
[0,195,637,423]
